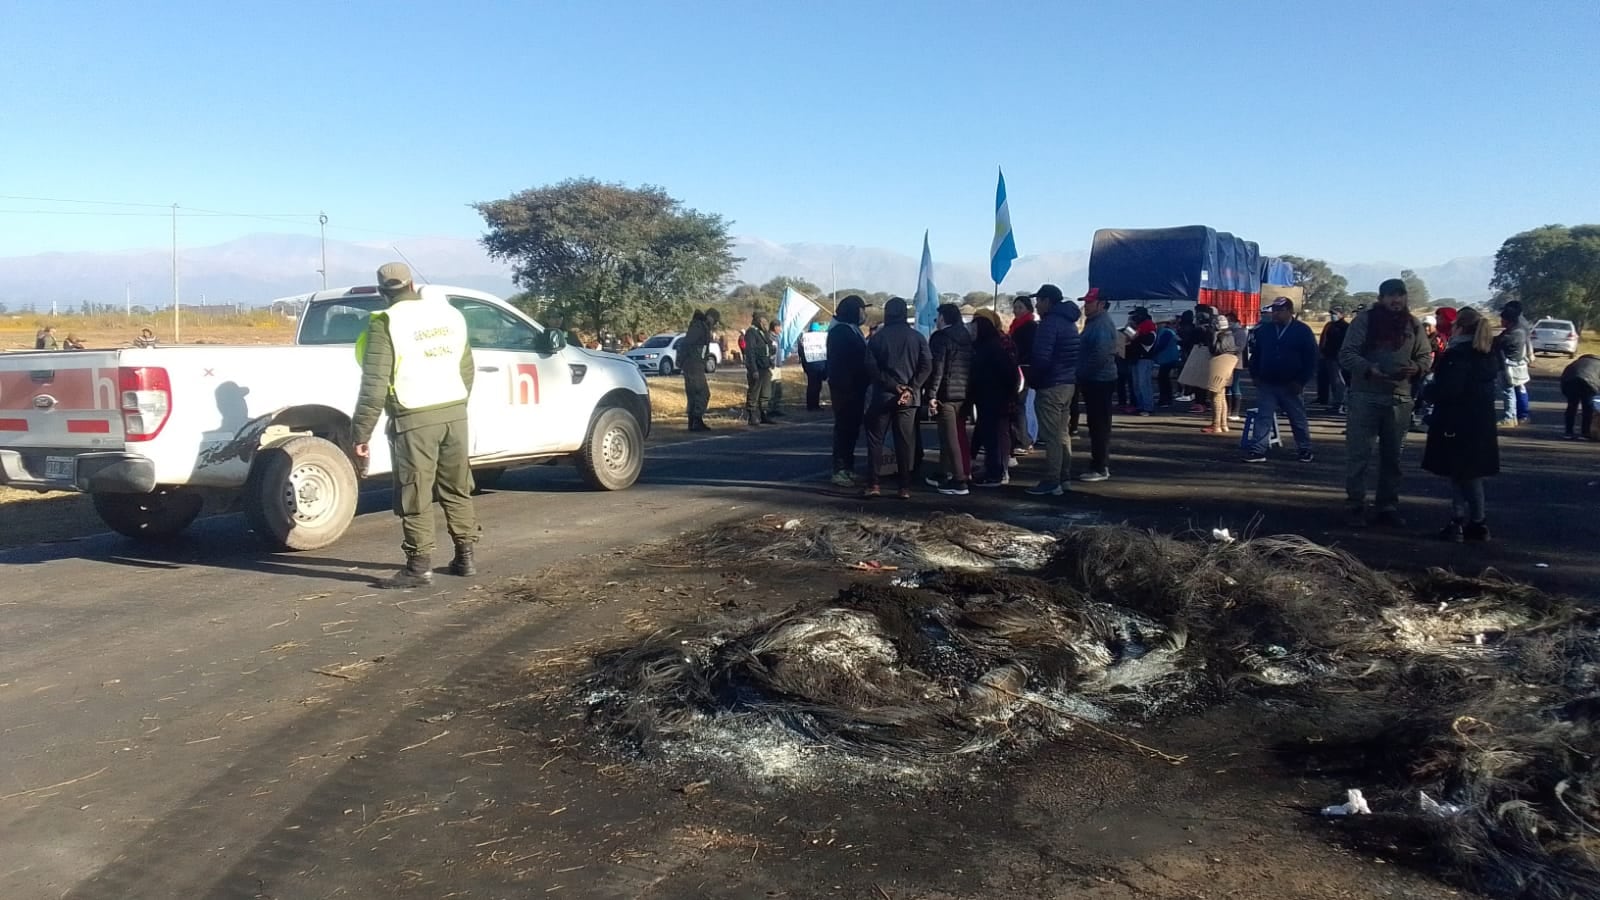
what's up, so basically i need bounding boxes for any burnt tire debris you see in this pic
[579,514,1600,900]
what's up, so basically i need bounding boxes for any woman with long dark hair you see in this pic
[1422,307,1502,542]
[970,311,1020,487]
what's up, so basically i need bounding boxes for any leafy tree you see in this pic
[1279,255,1349,311]
[1349,291,1378,307]
[507,290,546,319]
[1400,269,1431,308]
[758,275,822,299]
[1432,297,1460,310]
[1492,225,1600,332]
[475,178,740,337]
[963,291,995,308]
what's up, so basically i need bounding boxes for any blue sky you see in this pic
[2,0,1596,267]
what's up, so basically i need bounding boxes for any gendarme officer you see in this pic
[352,263,481,588]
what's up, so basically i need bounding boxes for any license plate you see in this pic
[44,456,74,481]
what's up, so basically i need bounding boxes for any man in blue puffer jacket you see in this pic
[1245,297,1319,463]
[1024,284,1082,496]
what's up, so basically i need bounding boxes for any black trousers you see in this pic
[831,389,866,473]
[805,367,825,410]
[865,403,918,488]
[1115,358,1132,406]
[1081,379,1116,472]
[974,397,1011,481]
[1158,364,1176,405]
[1563,378,1597,436]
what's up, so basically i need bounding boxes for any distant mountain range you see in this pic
[0,233,1496,308]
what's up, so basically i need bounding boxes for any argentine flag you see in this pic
[775,286,820,365]
[915,230,939,337]
[990,167,1018,286]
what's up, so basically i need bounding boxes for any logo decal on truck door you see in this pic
[513,364,541,405]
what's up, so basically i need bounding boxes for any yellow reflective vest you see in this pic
[358,299,471,411]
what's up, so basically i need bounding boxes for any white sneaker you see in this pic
[1078,470,1110,483]
[1006,457,1019,468]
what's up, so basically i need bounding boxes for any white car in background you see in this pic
[625,332,722,376]
[1531,319,1579,358]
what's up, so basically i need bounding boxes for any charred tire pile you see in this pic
[584,516,1600,900]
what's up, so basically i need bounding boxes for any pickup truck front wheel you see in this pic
[93,488,204,541]
[579,407,643,491]
[245,436,359,551]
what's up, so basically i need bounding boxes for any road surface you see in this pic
[3,382,1597,898]
[1,418,847,898]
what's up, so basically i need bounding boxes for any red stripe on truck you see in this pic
[67,419,112,434]
[0,418,27,431]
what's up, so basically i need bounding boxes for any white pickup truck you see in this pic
[0,284,651,550]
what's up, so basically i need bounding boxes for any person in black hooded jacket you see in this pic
[924,303,975,493]
[862,297,931,498]
[825,295,871,485]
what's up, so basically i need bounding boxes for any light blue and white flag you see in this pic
[990,167,1018,287]
[915,230,939,337]
[775,286,820,365]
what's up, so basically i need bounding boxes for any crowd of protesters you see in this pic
[673,276,1594,543]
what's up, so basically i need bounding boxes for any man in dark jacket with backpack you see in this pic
[1245,297,1319,463]
[826,295,871,486]
[924,303,974,495]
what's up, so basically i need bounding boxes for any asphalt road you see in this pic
[0,417,845,899]
[3,380,1597,898]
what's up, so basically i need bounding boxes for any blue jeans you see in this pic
[1252,382,1313,454]
[1132,359,1155,412]
[1500,375,1519,424]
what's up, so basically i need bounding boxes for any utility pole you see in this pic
[171,203,181,343]
[318,212,329,289]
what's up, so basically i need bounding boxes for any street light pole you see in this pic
[318,213,329,289]
[171,203,181,343]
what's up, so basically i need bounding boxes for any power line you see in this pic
[0,191,476,241]
[0,208,319,218]
[0,193,179,209]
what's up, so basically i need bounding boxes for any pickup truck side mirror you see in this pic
[535,329,566,354]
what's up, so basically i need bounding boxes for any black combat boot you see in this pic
[449,541,478,577]
[381,553,433,589]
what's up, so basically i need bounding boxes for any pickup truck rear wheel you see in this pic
[93,488,204,541]
[579,407,643,491]
[245,435,358,551]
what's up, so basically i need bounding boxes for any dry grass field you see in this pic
[0,312,296,350]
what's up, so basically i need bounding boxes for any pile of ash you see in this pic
[582,516,1600,899]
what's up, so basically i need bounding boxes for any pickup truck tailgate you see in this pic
[0,351,150,489]
[0,352,127,448]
